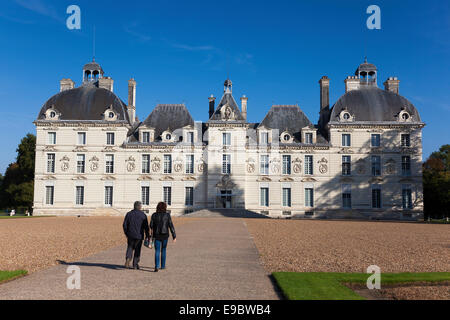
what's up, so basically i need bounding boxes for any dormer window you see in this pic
[103,108,117,121]
[283,134,290,141]
[166,133,172,140]
[305,133,313,144]
[161,130,174,142]
[142,132,150,143]
[281,132,293,143]
[343,113,350,120]
[108,112,115,119]
[339,110,354,122]
[50,111,56,118]
[45,107,60,120]
[398,109,412,122]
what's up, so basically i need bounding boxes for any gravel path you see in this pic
[245,219,450,273]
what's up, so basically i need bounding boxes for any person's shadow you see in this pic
[57,260,156,272]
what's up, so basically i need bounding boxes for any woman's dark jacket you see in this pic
[150,212,176,240]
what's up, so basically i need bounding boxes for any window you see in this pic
[142,155,150,174]
[47,153,55,173]
[185,187,194,206]
[305,188,314,207]
[76,186,84,205]
[106,132,115,145]
[402,113,410,120]
[77,132,86,145]
[163,155,172,174]
[260,132,269,144]
[371,134,381,147]
[48,132,56,145]
[260,187,269,207]
[165,133,172,141]
[222,154,231,174]
[163,186,172,205]
[282,188,291,207]
[371,186,381,208]
[342,134,351,147]
[342,155,351,176]
[305,155,313,175]
[105,186,113,206]
[223,133,231,146]
[108,112,115,119]
[142,132,150,143]
[45,186,54,205]
[187,132,194,143]
[185,155,194,174]
[401,134,410,147]
[342,184,351,208]
[343,112,350,120]
[49,111,56,118]
[283,133,291,141]
[260,155,269,175]
[76,154,85,174]
[402,156,411,176]
[371,156,381,176]
[305,132,313,144]
[402,185,413,209]
[105,154,114,174]
[141,186,150,206]
[282,155,291,175]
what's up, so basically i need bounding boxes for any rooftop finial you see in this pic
[364,56,367,63]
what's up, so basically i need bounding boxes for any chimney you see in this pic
[240,95,248,121]
[60,78,74,92]
[127,79,137,124]
[98,77,114,92]
[384,77,400,94]
[344,76,360,92]
[208,95,216,118]
[319,76,329,111]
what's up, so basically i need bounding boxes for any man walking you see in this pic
[123,201,150,270]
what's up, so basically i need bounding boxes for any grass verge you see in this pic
[273,272,450,300]
[0,270,27,284]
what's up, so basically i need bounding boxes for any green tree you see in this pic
[423,144,450,219]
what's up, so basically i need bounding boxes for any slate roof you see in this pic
[141,104,194,140]
[208,92,245,122]
[329,86,422,122]
[37,82,129,122]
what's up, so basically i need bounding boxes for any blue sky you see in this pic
[0,0,448,173]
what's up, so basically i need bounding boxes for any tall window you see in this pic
[105,154,114,174]
[222,133,231,146]
[401,134,410,147]
[305,155,313,175]
[342,155,351,176]
[342,184,351,208]
[105,186,113,206]
[77,132,86,145]
[142,132,150,143]
[77,154,85,174]
[371,156,381,176]
[402,156,411,176]
[163,186,172,205]
[260,187,269,207]
[76,186,84,205]
[164,155,172,174]
[282,187,291,207]
[141,155,150,174]
[222,154,231,174]
[45,186,54,205]
[187,132,194,143]
[342,134,351,147]
[260,132,269,144]
[305,188,314,207]
[260,155,269,175]
[305,132,313,144]
[371,185,381,209]
[371,134,381,147]
[185,155,194,174]
[47,153,55,173]
[48,132,56,145]
[282,155,291,175]
[185,187,194,206]
[141,186,150,205]
[106,132,115,145]
[402,185,413,209]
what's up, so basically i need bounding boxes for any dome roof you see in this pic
[329,87,421,122]
[37,83,129,122]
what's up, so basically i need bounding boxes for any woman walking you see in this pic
[150,202,176,272]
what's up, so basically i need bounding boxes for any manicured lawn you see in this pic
[0,270,27,284]
[273,272,450,300]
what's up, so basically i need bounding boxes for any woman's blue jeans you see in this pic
[154,239,168,269]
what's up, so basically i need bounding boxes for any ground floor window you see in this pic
[305,188,314,207]
[75,186,84,205]
[342,184,351,208]
[282,188,291,207]
[260,187,269,207]
[163,186,172,205]
[105,186,113,206]
[185,187,194,206]
[45,186,54,205]
[141,186,150,206]
[371,186,381,209]
[402,185,413,209]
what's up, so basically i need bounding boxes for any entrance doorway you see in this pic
[220,190,232,208]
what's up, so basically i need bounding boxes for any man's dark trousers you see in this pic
[126,238,143,268]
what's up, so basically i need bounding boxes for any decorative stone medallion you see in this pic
[60,155,70,172]
[152,156,161,173]
[89,156,99,172]
[318,157,328,174]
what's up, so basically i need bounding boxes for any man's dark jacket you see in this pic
[150,212,176,240]
[123,210,150,240]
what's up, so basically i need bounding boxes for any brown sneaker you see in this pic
[125,258,132,269]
